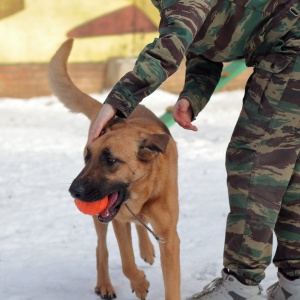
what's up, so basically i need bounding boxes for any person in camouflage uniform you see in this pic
[88,0,300,299]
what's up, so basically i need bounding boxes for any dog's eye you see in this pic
[101,149,120,167]
[106,157,117,165]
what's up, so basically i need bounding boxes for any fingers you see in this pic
[89,122,104,144]
[175,118,198,131]
[88,104,117,145]
[172,99,198,131]
[179,121,198,131]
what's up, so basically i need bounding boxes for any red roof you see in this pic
[68,5,157,38]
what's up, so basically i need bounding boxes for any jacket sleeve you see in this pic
[104,0,213,118]
[179,52,223,120]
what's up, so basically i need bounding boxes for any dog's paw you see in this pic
[130,272,150,300]
[141,252,155,265]
[140,242,155,265]
[95,284,116,299]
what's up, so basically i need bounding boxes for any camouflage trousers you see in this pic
[224,46,300,285]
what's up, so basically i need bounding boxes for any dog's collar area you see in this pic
[124,203,166,244]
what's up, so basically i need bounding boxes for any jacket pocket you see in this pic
[243,52,293,117]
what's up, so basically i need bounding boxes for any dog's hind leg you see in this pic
[112,219,150,300]
[93,216,116,299]
[135,223,155,265]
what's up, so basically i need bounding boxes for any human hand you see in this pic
[88,103,117,145]
[172,98,198,131]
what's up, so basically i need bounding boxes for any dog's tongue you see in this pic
[99,192,118,218]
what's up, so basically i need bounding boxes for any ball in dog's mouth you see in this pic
[74,196,108,215]
[97,190,125,224]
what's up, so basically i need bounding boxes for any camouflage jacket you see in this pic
[105,0,300,119]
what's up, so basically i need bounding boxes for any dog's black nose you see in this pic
[69,181,86,199]
[69,181,99,201]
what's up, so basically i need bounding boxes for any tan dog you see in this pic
[48,40,180,300]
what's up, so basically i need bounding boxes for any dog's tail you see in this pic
[48,39,102,120]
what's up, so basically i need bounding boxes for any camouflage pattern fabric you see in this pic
[105,0,299,118]
[103,0,300,285]
[225,45,300,285]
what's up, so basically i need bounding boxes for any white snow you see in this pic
[0,89,278,299]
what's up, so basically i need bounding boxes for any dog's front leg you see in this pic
[93,216,116,299]
[151,216,181,300]
[112,219,150,299]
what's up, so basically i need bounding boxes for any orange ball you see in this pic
[74,196,109,215]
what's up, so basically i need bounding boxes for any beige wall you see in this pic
[0,0,249,98]
[0,0,159,63]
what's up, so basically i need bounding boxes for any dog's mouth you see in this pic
[97,190,125,224]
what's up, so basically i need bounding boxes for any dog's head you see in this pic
[69,118,170,223]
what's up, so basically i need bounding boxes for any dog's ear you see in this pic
[138,133,170,161]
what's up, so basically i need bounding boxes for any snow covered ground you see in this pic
[0,89,278,299]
